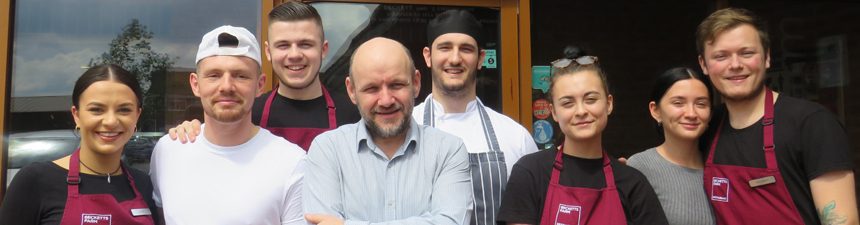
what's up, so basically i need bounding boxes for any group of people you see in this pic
[0,2,856,225]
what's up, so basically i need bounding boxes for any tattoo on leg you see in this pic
[820,201,848,225]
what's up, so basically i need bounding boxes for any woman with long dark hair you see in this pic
[627,67,715,225]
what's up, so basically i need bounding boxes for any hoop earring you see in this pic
[73,126,81,138]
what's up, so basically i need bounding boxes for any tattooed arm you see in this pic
[811,170,858,225]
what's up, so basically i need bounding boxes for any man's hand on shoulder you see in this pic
[167,119,202,143]
[617,157,627,165]
[305,214,344,225]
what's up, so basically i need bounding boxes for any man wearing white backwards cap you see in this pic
[149,25,306,225]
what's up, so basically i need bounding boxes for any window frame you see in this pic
[0,0,533,200]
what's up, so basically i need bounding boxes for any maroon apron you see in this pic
[260,86,337,151]
[703,89,804,225]
[60,149,154,225]
[539,148,627,225]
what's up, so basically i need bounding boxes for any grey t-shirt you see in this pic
[627,147,715,225]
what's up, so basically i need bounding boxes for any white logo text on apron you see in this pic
[555,204,582,225]
[711,177,731,202]
[81,214,111,225]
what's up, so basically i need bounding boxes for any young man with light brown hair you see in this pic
[697,8,857,225]
[169,1,360,150]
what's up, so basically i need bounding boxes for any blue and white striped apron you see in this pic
[423,96,507,225]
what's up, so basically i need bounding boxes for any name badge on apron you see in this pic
[748,176,776,188]
[130,208,152,217]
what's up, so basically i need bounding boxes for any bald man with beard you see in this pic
[302,37,473,225]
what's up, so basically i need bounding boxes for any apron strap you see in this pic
[121,162,145,199]
[260,90,278,128]
[475,98,502,153]
[705,119,724,164]
[262,85,338,129]
[67,149,145,198]
[601,151,617,188]
[423,95,501,152]
[762,89,777,171]
[550,146,617,188]
[706,88,777,172]
[550,149,564,184]
[321,86,337,129]
[422,95,435,127]
[67,149,82,196]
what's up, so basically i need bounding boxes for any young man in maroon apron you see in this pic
[696,8,857,225]
[168,1,360,150]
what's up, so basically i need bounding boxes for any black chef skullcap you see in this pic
[426,9,483,47]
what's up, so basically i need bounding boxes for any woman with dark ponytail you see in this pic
[627,67,716,225]
[497,46,668,225]
[0,64,159,225]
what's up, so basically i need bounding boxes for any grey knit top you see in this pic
[627,147,715,225]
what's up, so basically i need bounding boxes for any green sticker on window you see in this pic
[532,66,551,93]
[483,49,497,69]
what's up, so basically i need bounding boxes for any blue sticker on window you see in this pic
[533,120,553,144]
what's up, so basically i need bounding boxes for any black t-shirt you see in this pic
[497,149,669,225]
[704,95,853,225]
[251,90,361,128]
[0,162,158,225]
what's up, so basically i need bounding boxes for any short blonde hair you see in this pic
[696,8,770,56]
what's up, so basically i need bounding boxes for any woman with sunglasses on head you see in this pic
[497,46,668,225]
[626,67,715,225]
[0,64,158,225]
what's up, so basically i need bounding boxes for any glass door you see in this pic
[309,2,504,110]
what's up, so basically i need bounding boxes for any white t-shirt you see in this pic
[413,95,539,175]
[150,124,306,225]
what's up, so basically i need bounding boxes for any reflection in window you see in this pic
[312,3,502,110]
[7,0,261,181]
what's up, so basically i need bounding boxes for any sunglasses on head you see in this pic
[551,56,599,68]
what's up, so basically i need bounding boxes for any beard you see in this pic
[361,101,413,139]
[204,95,249,123]
[432,67,477,97]
[209,107,248,122]
[366,113,411,138]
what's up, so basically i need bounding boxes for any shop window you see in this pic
[311,2,503,110]
[5,0,261,185]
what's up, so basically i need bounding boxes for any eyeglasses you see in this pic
[551,56,599,68]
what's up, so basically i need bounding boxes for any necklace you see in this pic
[79,160,122,183]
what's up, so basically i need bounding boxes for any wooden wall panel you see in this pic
[1,0,13,201]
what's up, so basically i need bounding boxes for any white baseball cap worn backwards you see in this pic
[195,25,262,67]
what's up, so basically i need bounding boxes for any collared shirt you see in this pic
[304,119,473,225]
[413,95,539,174]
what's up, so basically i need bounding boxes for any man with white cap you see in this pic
[149,25,306,225]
